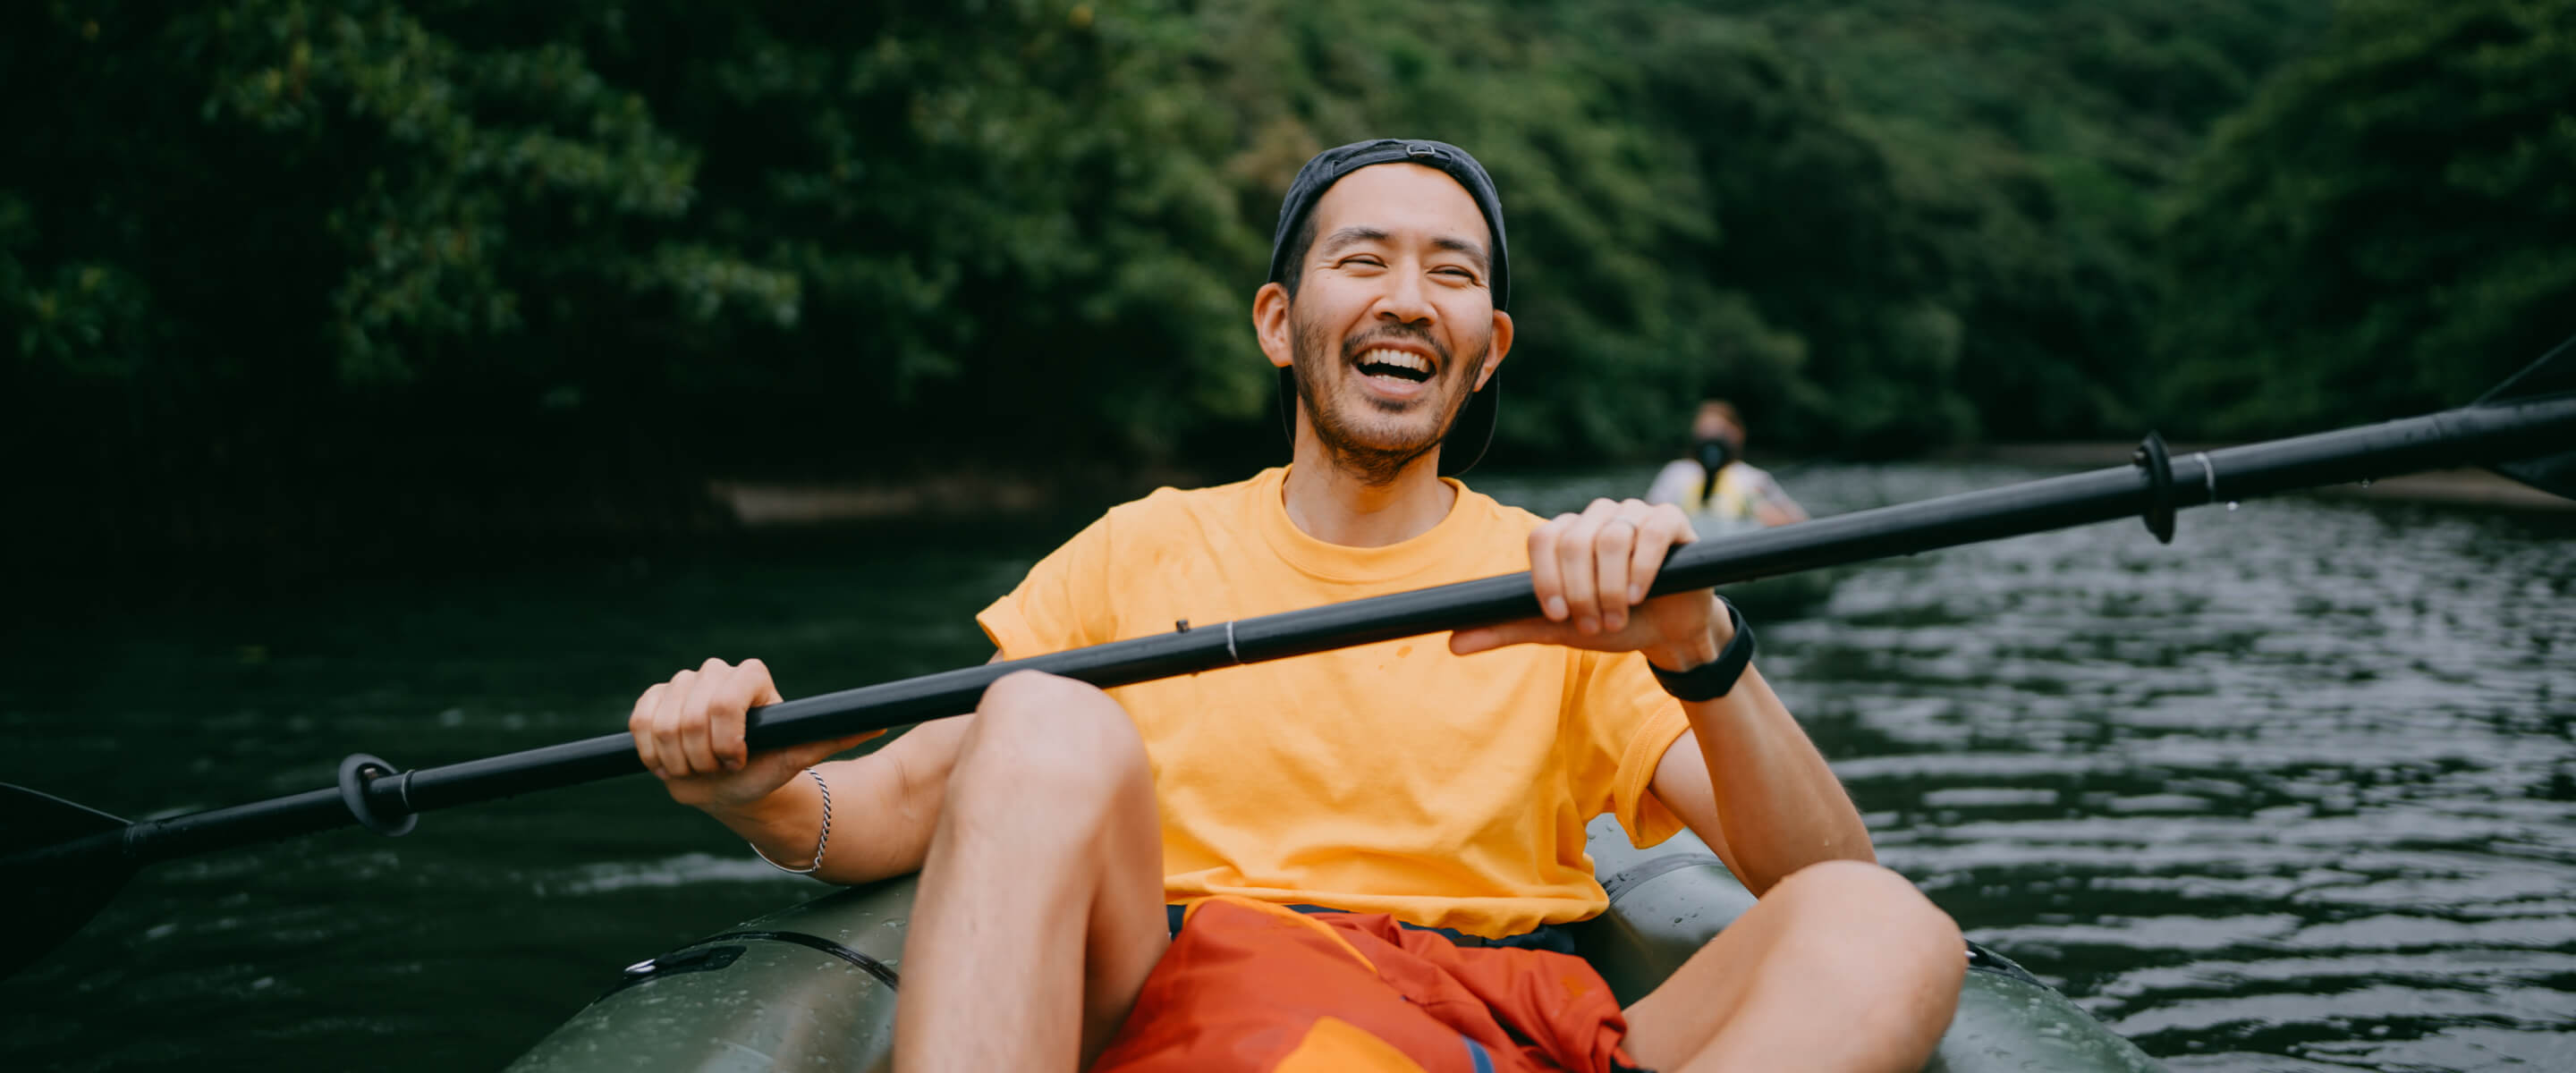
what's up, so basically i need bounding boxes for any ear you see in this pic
[1474,309,1513,391]
[1252,282,1294,370]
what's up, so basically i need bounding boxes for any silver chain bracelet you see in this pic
[750,767,832,875]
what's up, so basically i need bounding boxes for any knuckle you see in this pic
[708,684,746,714]
[700,656,729,672]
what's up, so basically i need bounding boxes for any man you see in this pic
[628,139,1962,1071]
[1646,400,1809,530]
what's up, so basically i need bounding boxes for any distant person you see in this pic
[1648,400,1809,529]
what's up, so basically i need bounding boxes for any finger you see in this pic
[693,655,764,774]
[678,659,728,776]
[1529,514,1577,621]
[1558,502,1617,634]
[741,658,784,705]
[1597,514,1640,632]
[630,682,668,777]
[650,669,698,779]
[1450,617,1572,655]
[1628,504,1691,603]
[716,658,783,771]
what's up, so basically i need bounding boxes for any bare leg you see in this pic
[895,671,1170,1072]
[1620,860,1964,1073]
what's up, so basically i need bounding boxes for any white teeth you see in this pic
[1359,348,1430,374]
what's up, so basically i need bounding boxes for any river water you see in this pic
[4,462,2572,1071]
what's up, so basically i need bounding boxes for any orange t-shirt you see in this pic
[976,466,1690,938]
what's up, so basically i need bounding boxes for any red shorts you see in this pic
[1091,896,1646,1073]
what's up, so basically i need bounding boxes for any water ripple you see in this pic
[1747,464,2576,1070]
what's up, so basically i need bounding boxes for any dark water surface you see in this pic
[5,463,2572,1071]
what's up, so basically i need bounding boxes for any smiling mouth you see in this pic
[1354,347,1434,384]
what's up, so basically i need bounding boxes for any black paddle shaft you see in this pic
[13,393,2573,874]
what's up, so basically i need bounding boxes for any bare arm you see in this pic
[1751,470,1809,526]
[629,656,980,885]
[701,717,970,884]
[1643,668,1871,897]
[1450,497,1868,898]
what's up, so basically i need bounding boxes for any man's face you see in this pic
[1258,164,1512,479]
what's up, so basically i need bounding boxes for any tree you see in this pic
[2157,0,2576,435]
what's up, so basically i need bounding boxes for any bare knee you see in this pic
[1767,860,1963,979]
[951,672,1150,825]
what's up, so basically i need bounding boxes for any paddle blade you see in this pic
[0,783,136,978]
[2476,334,2576,501]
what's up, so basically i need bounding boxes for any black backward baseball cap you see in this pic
[1267,139,1508,476]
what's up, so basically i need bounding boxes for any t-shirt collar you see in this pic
[1251,465,1477,584]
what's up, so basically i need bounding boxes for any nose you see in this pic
[1375,260,1436,327]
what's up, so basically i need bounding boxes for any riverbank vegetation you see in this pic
[7,0,2570,576]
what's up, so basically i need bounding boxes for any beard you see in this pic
[1289,310,1489,486]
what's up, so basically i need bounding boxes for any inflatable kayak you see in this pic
[505,816,2159,1072]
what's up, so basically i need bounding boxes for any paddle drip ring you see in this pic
[2131,431,2177,545]
[336,753,419,837]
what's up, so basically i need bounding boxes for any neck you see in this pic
[1281,423,1457,547]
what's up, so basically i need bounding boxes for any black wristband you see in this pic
[1648,598,1755,702]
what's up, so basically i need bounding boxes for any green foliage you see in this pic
[2157,0,2576,435]
[1711,0,2336,442]
[5,0,2396,495]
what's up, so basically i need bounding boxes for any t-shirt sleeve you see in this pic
[1746,465,1788,506]
[1645,460,1699,507]
[977,514,1119,659]
[1570,651,1692,849]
